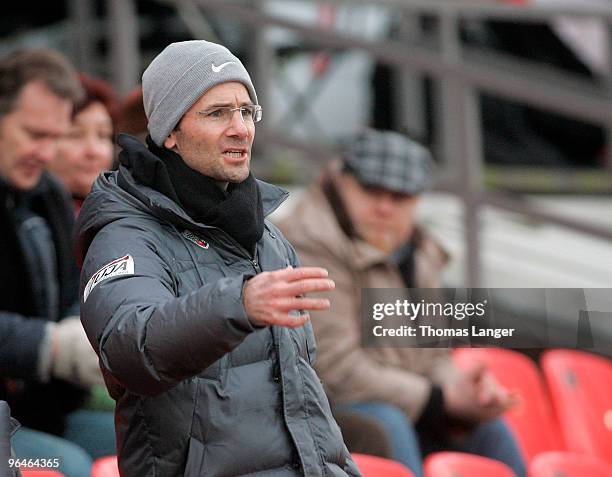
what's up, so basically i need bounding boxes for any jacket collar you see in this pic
[115,134,288,225]
[0,171,53,205]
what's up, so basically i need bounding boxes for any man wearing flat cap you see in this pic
[76,40,360,476]
[279,129,526,477]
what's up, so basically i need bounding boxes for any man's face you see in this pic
[164,82,255,183]
[0,81,72,191]
[337,173,420,254]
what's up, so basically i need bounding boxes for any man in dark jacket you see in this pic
[0,49,113,477]
[77,40,360,477]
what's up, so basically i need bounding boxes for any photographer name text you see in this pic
[371,299,514,339]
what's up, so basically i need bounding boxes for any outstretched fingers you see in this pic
[271,296,331,313]
[271,266,329,282]
[280,278,335,297]
[243,266,334,328]
[269,312,312,329]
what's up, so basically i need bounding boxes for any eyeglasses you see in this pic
[195,105,262,125]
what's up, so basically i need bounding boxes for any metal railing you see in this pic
[101,0,612,286]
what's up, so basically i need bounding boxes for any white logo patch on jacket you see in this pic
[84,255,134,302]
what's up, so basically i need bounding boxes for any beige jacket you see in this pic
[279,181,458,421]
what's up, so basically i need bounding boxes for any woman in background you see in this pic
[49,74,116,214]
[45,74,118,463]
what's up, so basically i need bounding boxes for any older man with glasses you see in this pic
[0,49,114,477]
[76,40,360,477]
[279,129,527,477]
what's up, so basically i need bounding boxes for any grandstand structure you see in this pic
[3,0,611,336]
[81,0,612,279]
[2,3,612,476]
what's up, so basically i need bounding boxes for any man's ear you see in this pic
[164,130,177,150]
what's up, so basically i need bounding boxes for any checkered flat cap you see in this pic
[342,129,435,195]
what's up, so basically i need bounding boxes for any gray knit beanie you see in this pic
[142,40,258,146]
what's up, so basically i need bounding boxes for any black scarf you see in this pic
[140,137,264,254]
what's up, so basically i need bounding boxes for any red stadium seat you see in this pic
[541,349,612,465]
[424,452,516,477]
[529,451,612,477]
[91,456,120,477]
[20,471,64,477]
[453,348,563,461]
[351,453,415,477]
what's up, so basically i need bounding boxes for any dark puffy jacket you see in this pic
[76,137,360,477]
[0,173,84,435]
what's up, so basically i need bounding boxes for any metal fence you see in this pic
[97,0,612,286]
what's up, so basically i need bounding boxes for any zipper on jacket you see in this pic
[201,226,262,272]
[272,328,281,383]
[250,247,261,273]
[187,228,280,383]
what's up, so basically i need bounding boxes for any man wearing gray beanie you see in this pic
[76,40,360,477]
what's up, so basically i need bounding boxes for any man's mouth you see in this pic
[20,162,43,176]
[223,148,247,159]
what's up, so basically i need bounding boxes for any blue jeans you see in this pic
[11,409,115,477]
[338,402,526,477]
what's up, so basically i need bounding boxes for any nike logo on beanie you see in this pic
[212,61,236,73]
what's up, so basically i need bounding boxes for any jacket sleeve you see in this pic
[0,311,48,380]
[295,244,437,421]
[80,220,257,396]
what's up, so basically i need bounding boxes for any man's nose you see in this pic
[226,109,249,137]
[36,138,58,164]
[375,193,396,215]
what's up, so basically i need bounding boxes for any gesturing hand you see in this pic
[243,266,335,328]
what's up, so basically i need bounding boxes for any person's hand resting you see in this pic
[243,266,334,328]
[48,316,104,388]
[443,362,518,423]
